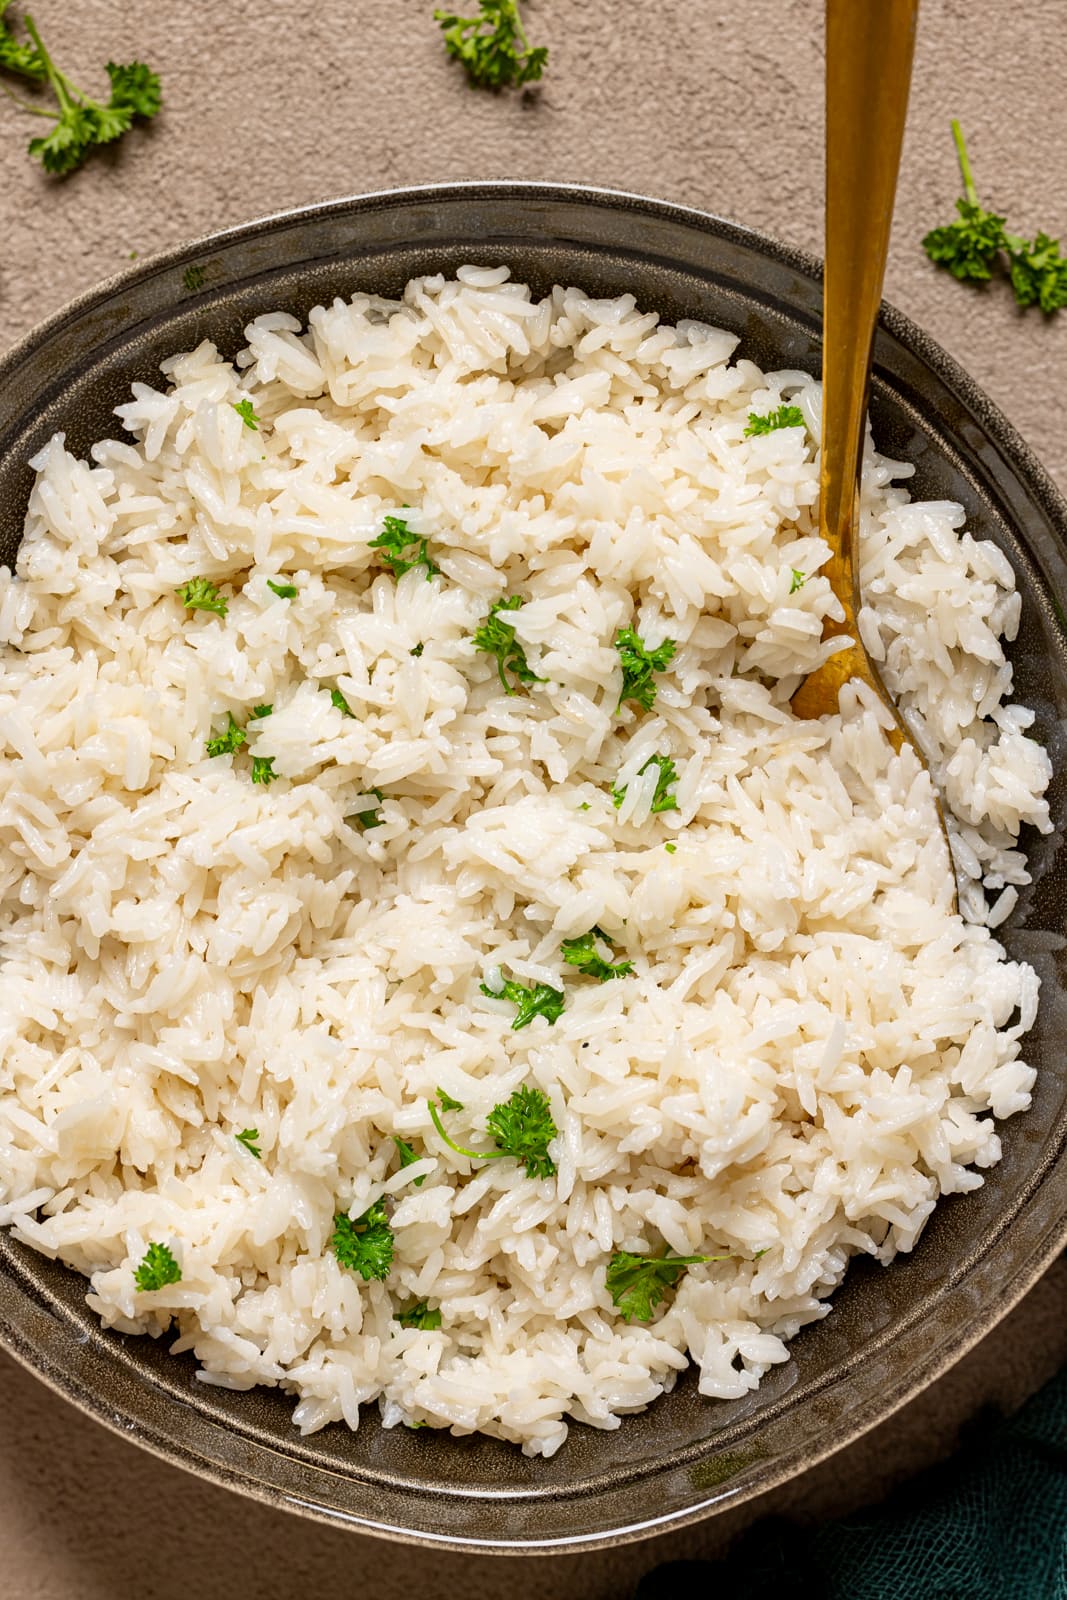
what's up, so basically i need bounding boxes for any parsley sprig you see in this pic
[472,595,544,694]
[479,973,565,1030]
[329,1200,394,1281]
[923,121,1067,313]
[370,514,439,580]
[176,577,227,618]
[429,1084,558,1179]
[250,755,278,786]
[266,577,297,599]
[0,7,161,175]
[232,399,260,430]
[560,927,633,982]
[744,404,806,438]
[612,753,678,815]
[614,628,675,713]
[133,1241,181,1292]
[235,1127,262,1159]
[606,1250,724,1322]
[434,0,547,90]
[205,713,247,759]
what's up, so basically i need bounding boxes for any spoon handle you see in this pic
[820,0,919,629]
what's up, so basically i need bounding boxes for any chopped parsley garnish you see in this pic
[664,842,677,854]
[479,973,565,1030]
[789,569,806,594]
[744,404,806,437]
[329,1199,394,1281]
[436,1087,464,1112]
[235,1127,262,1159]
[250,704,272,719]
[410,642,424,657]
[176,577,228,618]
[369,513,439,580]
[612,753,679,815]
[266,578,297,599]
[392,1134,426,1186]
[923,121,1067,313]
[250,755,278,785]
[205,712,247,758]
[330,687,355,717]
[133,1241,181,1292]
[395,1300,442,1330]
[606,1250,721,1322]
[0,9,161,175]
[233,399,260,430]
[560,927,633,982]
[434,0,547,90]
[472,595,544,694]
[429,1084,558,1179]
[614,627,675,713]
[347,788,385,830]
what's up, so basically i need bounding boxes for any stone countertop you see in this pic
[2,2,1066,1596]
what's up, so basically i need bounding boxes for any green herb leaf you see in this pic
[472,595,544,694]
[347,788,385,830]
[395,1299,442,1330]
[429,1084,558,1179]
[330,687,355,717]
[1006,231,1067,314]
[235,1127,262,1159]
[744,404,806,437]
[392,1134,426,1186]
[133,1241,181,1292]
[612,753,678,815]
[410,642,425,657]
[266,578,297,599]
[433,0,547,90]
[479,974,565,1030]
[205,712,247,758]
[250,755,278,785]
[614,627,675,713]
[606,1250,715,1322]
[176,576,227,618]
[664,841,677,854]
[329,1199,394,1281]
[560,927,633,982]
[232,398,260,430]
[789,568,806,594]
[369,513,439,580]
[0,0,44,78]
[436,1087,464,1113]
[250,704,272,719]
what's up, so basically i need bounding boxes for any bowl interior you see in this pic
[2,186,1067,1550]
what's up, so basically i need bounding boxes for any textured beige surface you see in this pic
[2,1,1066,1595]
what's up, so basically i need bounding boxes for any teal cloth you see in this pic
[636,1365,1067,1600]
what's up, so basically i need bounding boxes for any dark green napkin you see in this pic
[635,1366,1067,1600]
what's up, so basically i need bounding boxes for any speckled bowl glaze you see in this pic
[1,185,1066,1554]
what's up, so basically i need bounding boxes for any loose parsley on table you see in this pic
[744,404,806,437]
[133,1241,181,1292]
[235,1127,262,1159]
[923,121,1067,314]
[266,577,297,599]
[369,514,439,580]
[205,712,247,759]
[176,577,227,618]
[232,399,260,430]
[0,5,161,175]
[395,1300,442,1330]
[560,927,633,982]
[606,1251,722,1323]
[392,1134,426,1186]
[430,1084,558,1179]
[433,0,547,91]
[614,627,675,714]
[479,973,565,1030]
[612,753,678,815]
[472,595,544,694]
[330,1200,394,1281]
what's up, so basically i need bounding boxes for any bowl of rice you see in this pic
[1,184,1066,1551]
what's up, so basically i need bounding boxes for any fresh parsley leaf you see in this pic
[347,788,385,830]
[1007,231,1067,314]
[395,1300,442,1330]
[614,627,675,713]
[9,14,161,176]
[369,513,439,580]
[434,0,547,90]
[205,712,247,758]
[612,753,678,815]
[250,704,272,719]
[789,568,806,594]
[329,1199,394,1281]
[250,755,278,785]
[410,642,424,657]
[472,595,544,694]
[235,1127,262,1159]
[233,398,260,430]
[266,578,297,599]
[176,576,228,618]
[133,1241,181,1292]
[330,687,355,717]
[606,1250,715,1322]
[560,927,633,982]
[744,404,806,437]
[429,1084,558,1179]
[664,841,677,854]
[436,1087,464,1112]
[479,974,565,1030]
[392,1134,426,1186]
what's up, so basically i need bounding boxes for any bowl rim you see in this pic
[1,179,1066,1554]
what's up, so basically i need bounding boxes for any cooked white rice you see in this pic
[0,267,1052,1457]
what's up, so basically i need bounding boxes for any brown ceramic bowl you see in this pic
[1,185,1066,1553]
